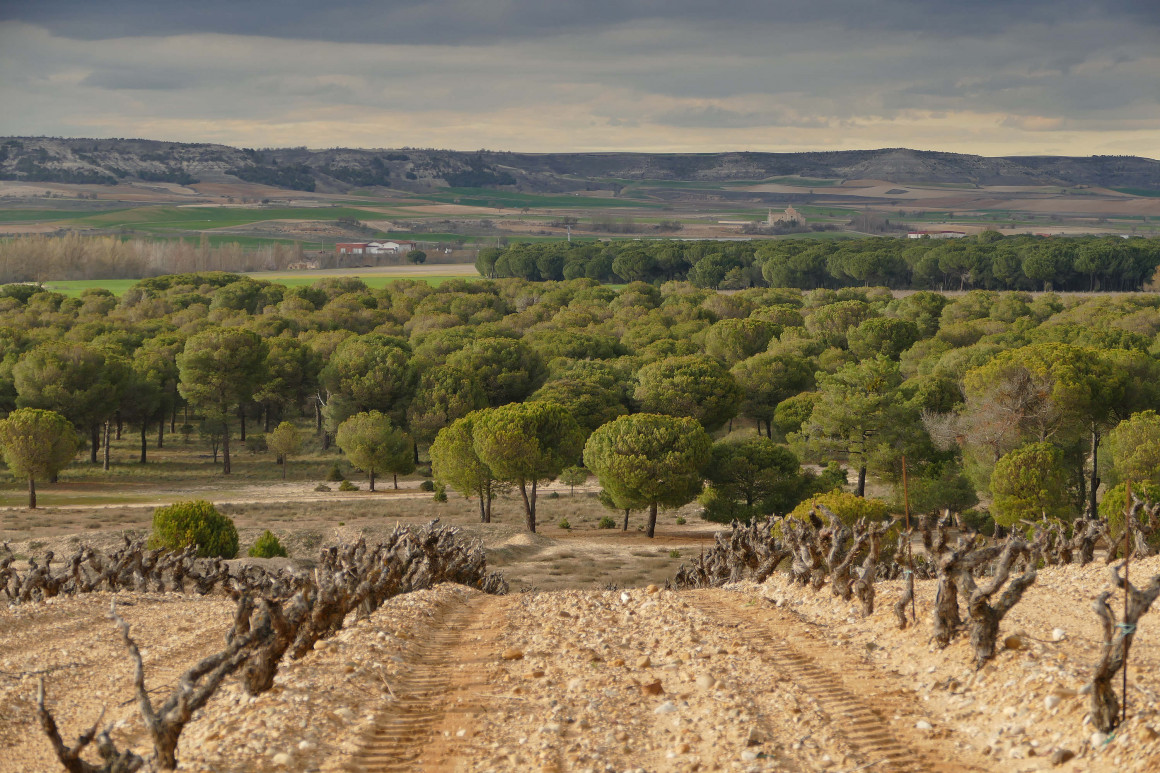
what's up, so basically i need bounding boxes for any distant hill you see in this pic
[2,137,1158,194]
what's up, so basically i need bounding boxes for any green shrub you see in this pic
[698,486,757,524]
[900,462,979,516]
[959,508,996,537]
[248,530,288,558]
[245,433,266,455]
[326,464,346,482]
[675,516,687,525]
[1099,481,1160,541]
[148,500,238,558]
[558,518,571,530]
[597,516,616,529]
[418,479,436,492]
[669,549,681,558]
[314,483,331,492]
[548,491,560,499]
[433,483,447,502]
[338,480,358,491]
[991,442,1073,527]
[787,490,890,526]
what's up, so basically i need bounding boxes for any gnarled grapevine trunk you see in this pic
[959,538,1038,668]
[1088,566,1160,732]
[853,523,889,617]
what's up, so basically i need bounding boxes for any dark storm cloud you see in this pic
[3,0,1157,43]
[0,0,1156,153]
[654,105,828,130]
[80,67,203,91]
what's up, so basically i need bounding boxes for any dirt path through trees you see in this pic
[347,593,510,772]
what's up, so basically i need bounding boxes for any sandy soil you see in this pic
[240,264,479,283]
[6,553,1159,772]
[994,199,1160,216]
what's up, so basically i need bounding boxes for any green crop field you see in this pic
[1113,188,1160,198]
[40,279,142,296]
[417,188,662,210]
[0,208,134,223]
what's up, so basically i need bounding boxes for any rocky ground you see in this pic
[3,557,1159,772]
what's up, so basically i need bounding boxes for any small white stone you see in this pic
[916,720,934,731]
[1052,628,1067,642]
[1091,731,1108,747]
[271,752,292,766]
[297,740,315,752]
[1044,695,1061,711]
[654,701,678,714]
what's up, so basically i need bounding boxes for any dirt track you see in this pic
[5,558,1160,772]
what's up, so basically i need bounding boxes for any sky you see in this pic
[0,0,1157,157]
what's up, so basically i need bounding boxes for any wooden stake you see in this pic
[1123,479,1132,725]
[902,455,915,623]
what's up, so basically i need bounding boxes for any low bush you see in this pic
[558,518,571,530]
[433,483,447,502]
[339,480,358,491]
[248,530,288,558]
[148,500,238,558]
[326,464,345,482]
[787,490,890,526]
[669,549,681,558]
[1099,481,1160,541]
[959,508,996,537]
[314,483,331,492]
[675,516,687,525]
[698,486,756,524]
[418,480,436,492]
[597,516,616,529]
[245,433,266,455]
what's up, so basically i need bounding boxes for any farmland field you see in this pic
[39,263,481,295]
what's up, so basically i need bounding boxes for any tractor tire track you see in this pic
[691,591,983,773]
[347,593,508,772]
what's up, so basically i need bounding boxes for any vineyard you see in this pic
[2,499,1159,771]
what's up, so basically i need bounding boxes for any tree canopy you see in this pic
[177,328,267,474]
[430,412,505,523]
[634,355,743,432]
[472,402,584,532]
[335,411,415,491]
[0,407,78,508]
[583,413,711,537]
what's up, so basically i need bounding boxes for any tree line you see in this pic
[0,234,310,284]
[477,233,1160,292]
[3,272,1160,540]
